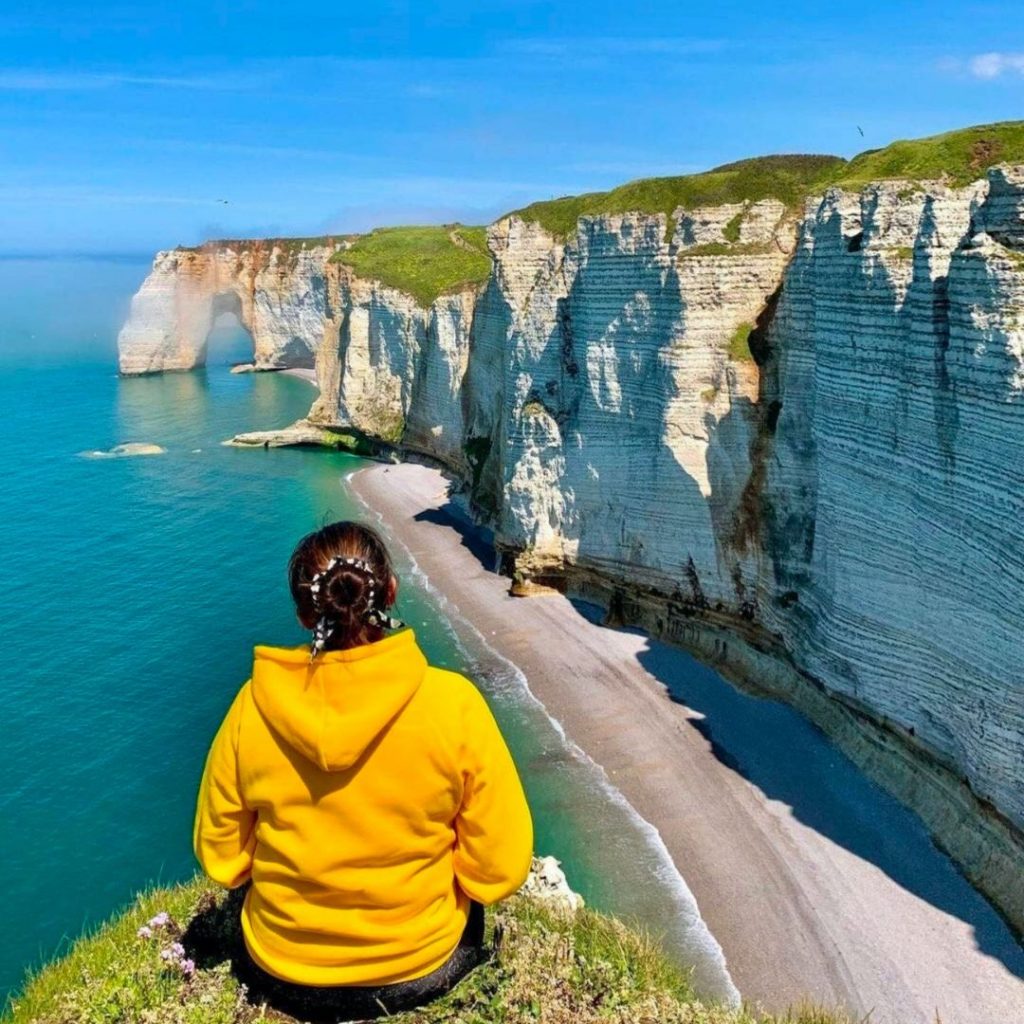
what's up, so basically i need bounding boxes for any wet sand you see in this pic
[351,460,1024,1024]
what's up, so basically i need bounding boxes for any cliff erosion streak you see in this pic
[118,167,1024,934]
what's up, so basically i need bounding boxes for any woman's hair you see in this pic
[288,521,397,652]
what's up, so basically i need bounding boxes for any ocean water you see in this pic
[0,260,732,1007]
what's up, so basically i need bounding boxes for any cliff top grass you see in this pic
[508,155,844,239]
[829,120,1024,190]
[172,122,1024,285]
[508,120,1024,239]
[4,876,854,1024]
[329,224,491,307]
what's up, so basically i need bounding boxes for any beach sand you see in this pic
[351,460,1024,1024]
[280,367,319,387]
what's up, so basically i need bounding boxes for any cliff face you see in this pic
[308,262,479,471]
[119,168,1024,928]
[760,174,1024,834]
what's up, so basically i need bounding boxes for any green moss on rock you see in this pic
[679,242,773,259]
[722,209,745,243]
[729,323,755,362]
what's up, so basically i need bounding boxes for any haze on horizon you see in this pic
[3,0,1024,256]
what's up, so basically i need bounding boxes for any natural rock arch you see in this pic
[204,291,256,367]
[118,245,327,375]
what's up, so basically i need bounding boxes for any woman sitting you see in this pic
[193,520,534,1021]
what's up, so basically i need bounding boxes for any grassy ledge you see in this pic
[830,120,1024,190]
[508,120,1024,240]
[329,225,492,308]
[168,123,1024,275]
[728,323,755,362]
[3,877,855,1024]
[507,155,844,239]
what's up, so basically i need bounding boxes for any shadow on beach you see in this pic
[413,497,1024,980]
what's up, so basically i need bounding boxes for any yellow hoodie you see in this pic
[193,629,533,986]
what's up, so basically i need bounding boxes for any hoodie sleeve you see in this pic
[453,683,534,904]
[193,684,257,889]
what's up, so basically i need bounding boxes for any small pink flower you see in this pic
[170,942,185,958]
[148,912,170,929]
[136,926,152,940]
[159,948,174,962]
[180,959,196,977]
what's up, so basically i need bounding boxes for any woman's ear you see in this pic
[386,573,399,607]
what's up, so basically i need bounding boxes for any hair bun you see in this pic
[324,566,371,615]
[287,521,401,657]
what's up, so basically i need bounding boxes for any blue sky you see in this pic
[2,0,1023,254]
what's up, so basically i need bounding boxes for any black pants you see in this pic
[233,898,486,1023]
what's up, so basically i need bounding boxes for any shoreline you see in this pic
[279,367,318,388]
[225,364,319,389]
[351,465,742,1008]
[350,460,1024,1024]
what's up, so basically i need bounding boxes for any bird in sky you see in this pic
[857,126,864,137]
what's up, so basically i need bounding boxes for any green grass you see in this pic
[829,120,1024,190]
[722,210,745,243]
[329,224,492,307]
[729,323,755,362]
[507,155,844,239]
[507,121,1024,240]
[679,242,773,259]
[170,123,1024,301]
[3,877,856,1024]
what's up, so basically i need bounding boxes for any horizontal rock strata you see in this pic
[120,169,1024,933]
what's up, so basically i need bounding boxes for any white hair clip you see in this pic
[308,555,405,661]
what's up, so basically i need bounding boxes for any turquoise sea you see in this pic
[0,259,729,1007]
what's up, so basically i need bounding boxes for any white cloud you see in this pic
[943,52,1024,79]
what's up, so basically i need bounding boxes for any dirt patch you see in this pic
[970,137,1003,172]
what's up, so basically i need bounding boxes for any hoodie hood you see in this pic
[250,629,427,771]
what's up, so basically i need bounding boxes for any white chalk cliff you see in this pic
[119,168,1024,932]
[118,242,336,374]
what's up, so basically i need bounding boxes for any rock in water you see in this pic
[81,442,166,458]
